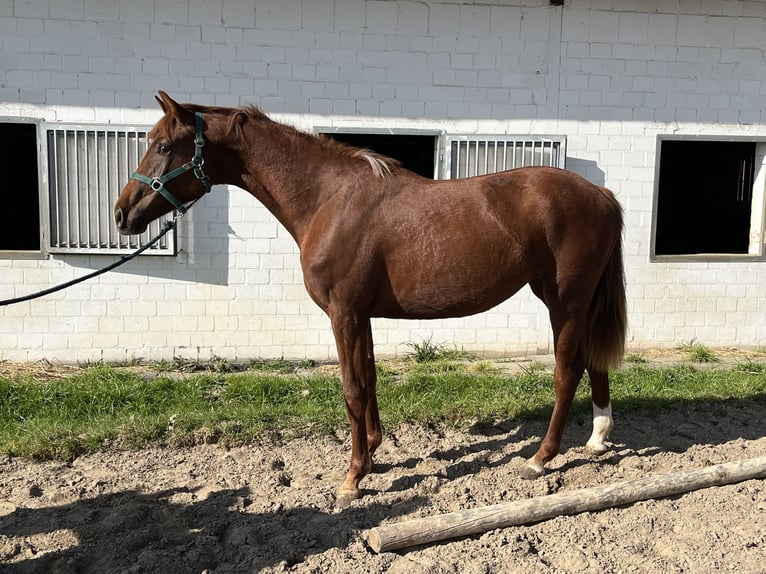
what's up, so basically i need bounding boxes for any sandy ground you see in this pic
[0,351,765,573]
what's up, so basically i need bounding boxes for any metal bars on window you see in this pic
[446,136,566,179]
[46,126,175,255]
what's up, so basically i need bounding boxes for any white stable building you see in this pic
[1,0,765,363]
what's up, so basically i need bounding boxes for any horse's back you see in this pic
[393,166,621,253]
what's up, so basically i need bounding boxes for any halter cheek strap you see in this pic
[131,112,211,215]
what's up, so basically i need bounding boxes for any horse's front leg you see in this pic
[364,327,383,456]
[331,313,377,506]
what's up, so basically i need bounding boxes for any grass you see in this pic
[404,338,473,364]
[679,340,719,363]
[624,353,648,364]
[0,356,764,461]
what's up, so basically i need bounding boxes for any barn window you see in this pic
[0,122,41,252]
[652,137,766,259]
[46,125,176,255]
[318,128,439,179]
[446,136,566,178]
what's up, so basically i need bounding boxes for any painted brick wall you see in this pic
[0,0,765,363]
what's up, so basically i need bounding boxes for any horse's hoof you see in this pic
[519,461,545,480]
[334,494,355,511]
[584,442,609,456]
[334,487,362,510]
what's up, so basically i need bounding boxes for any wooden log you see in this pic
[364,455,766,553]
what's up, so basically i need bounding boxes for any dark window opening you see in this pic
[0,123,40,250]
[322,133,436,179]
[655,140,755,256]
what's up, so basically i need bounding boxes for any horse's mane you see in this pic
[177,103,399,179]
[314,134,399,178]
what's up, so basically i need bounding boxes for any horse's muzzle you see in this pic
[114,207,147,235]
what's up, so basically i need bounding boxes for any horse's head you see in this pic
[114,91,212,235]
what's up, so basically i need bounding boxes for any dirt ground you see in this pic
[1,351,765,573]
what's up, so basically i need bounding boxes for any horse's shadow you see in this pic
[0,486,426,573]
[382,393,766,493]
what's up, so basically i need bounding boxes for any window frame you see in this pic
[0,116,46,259]
[650,135,766,263]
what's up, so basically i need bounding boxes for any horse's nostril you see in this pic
[114,207,123,227]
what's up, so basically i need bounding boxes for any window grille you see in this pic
[446,136,566,179]
[46,126,175,255]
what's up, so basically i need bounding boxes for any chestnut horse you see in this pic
[115,92,627,505]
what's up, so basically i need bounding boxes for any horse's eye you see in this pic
[157,143,171,154]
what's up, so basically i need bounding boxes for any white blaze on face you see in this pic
[585,402,613,455]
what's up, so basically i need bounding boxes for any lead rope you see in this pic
[0,217,179,307]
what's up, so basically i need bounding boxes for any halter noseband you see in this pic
[131,111,211,215]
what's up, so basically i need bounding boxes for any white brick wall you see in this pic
[1,0,765,363]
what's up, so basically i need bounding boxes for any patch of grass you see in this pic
[679,340,719,363]
[517,361,551,378]
[624,353,648,364]
[733,360,766,375]
[209,355,234,373]
[246,357,296,374]
[0,359,764,461]
[149,356,236,374]
[404,338,444,363]
[410,360,465,376]
[470,360,500,375]
[611,363,766,413]
[404,338,472,364]
[375,361,402,383]
[150,359,174,372]
[171,356,203,372]
[150,356,201,373]
[0,365,346,458]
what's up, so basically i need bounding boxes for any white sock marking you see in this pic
[586,402,613,454]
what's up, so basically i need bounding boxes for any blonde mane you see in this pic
[315,135,400,179]
[353,149,397,178]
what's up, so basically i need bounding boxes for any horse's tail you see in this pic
[585,192,627,373]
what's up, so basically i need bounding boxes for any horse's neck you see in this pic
[236,122,331,245]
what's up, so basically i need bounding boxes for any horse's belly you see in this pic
[372,267,529,320]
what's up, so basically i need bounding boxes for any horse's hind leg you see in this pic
[584,368,613,455]
[521,280,587,479]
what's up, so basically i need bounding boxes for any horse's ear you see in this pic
[155,92,169,114]
[155,91,191,124]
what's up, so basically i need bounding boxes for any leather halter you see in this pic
[130,112,211,214]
